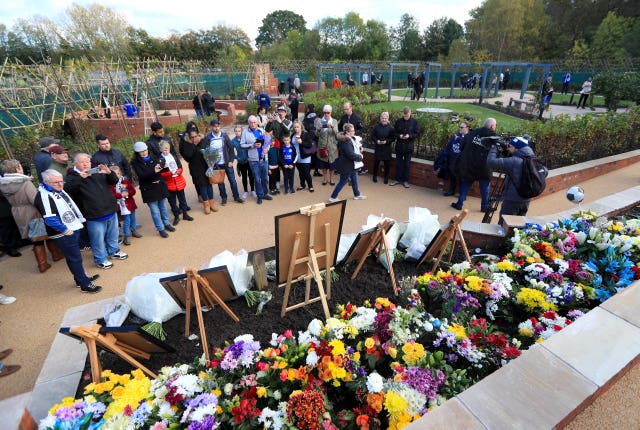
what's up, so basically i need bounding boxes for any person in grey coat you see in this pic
[486,136,547,224]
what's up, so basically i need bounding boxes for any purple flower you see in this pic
[404,366,445,400]
[188,415,218,430]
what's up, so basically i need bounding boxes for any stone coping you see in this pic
[18,185,640,426]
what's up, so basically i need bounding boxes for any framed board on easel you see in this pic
[418,209,472,271]
[275,201,346,319]
[341,219,397,295]
[159,266,240,362]
[60,324,175,383]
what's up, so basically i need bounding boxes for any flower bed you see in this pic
[40,210,640,430]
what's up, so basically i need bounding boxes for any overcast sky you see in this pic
[1,0,483,42]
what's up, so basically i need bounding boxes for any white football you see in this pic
[566,186,585,204]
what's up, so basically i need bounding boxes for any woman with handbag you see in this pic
[290,121,314,192]
[179,130,218,214]
[0,159,64,272]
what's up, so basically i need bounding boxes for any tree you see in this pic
[392,14,422,60]
[423,18,464,60]
[353,20,389,60]
[11,16,59,61]
[591,12,634,62]
[60,4,131,58]
[255,10,306,47]
[126,28,162,59]
[445,38,471,63]
[314,13,367,60]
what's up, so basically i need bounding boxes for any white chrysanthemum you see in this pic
[157,401,176,418]
[388,384,427,417]
[307,319,323,336]
[234,333,255,343]
[366,372,384,393]
[173,374,203,397]
[258,406,287,430]
[348,307,377,332]
[451,261,471,273]
[223,383,233,395]
[273,390,282,401]
[306,350,319,367]
[555,259,569,274]
[324,317,348,339]
[297,329,317,346]
[190,404,218,422]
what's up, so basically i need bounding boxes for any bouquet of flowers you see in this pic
[202,146,221,177]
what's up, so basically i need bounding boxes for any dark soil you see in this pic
[76,248,431,396]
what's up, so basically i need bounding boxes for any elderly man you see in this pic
[91,134,132,179]
[390,107,420,188]
[240,115,272,205]
[34,136,60,183]
[34,169,101,293]
[65,153,128,269]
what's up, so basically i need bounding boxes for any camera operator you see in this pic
[486,136,546,223]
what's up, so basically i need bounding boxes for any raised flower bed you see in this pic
[40,210,640,429]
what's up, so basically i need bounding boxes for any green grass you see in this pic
[524,91,635,108]
[359,100,527,130]
[388,88,499,99]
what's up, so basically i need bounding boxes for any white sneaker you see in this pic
[354,195,367,200]
[0,294,16,305]
[328,197,340,203]
[251,191,257,198]
[242,192,248,199]
[110,251,128,260]
[97,261,113,269]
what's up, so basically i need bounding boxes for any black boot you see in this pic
[172,214,180,226]
[182,211,194,221]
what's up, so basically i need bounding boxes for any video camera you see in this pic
[481,134,512,157]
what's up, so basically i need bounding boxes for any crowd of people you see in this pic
[1,86,548,302]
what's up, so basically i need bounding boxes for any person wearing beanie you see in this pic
[487,135,547,223]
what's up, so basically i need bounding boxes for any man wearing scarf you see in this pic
[34,169,101,293]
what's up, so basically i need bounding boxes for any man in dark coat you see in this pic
[390,107,420,188]
[65,153,127,269]
[91,134,132,179]
[451,118,497,211]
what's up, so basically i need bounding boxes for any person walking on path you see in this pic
[329,124,366,202]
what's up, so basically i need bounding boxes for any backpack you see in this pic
[515,155,547,199]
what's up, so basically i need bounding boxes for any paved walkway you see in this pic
[0,93,637,427]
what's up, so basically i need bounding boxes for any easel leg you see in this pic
[281,232,302,317]
[323,222,332,299]
[86,338,102,383]
[379,230,398,295]
[309,248,331,319]
[191,282,210,363]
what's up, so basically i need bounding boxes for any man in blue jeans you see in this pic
[35,169,101,293]
[389,107,420,188]
[240,115,272,205]
[64,154,128,270]
[204,120,244,205]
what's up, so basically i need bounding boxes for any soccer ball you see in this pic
[566,186,585,204]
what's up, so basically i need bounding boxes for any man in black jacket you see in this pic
[146,122,179,160]
[91,134,132,179]
[451,118,497,211]
[65,153,127,270]
[390,107,420,188]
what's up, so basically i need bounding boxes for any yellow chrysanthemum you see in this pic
[495,261,517,271]
[256,386,267,398]
[388,347,397,359]
[364,337,375,349]
[329,339,347,356]
[518,327,534,337]
[464,275,483,292]
[516,288,558,313]
[401,341,425,365]
[448,323,467,340]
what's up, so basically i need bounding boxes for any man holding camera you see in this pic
[487,136,546,223]
[91,134,132,180]
[65,153,127,269]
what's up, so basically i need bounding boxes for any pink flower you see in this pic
[150,422,167,430]
[284,329,293,339]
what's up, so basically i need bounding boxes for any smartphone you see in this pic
[86,167,100,174]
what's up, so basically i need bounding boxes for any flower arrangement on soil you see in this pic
[40,210,640,430]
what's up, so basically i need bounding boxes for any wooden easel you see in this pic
[281,203,333,319]
[68,324,157,383]
[184,267,240,362]
[348,219,398,295]
[418,209,472,271]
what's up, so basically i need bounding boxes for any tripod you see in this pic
[482,171,506,224]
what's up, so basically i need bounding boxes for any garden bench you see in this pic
[509,97,537,114]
